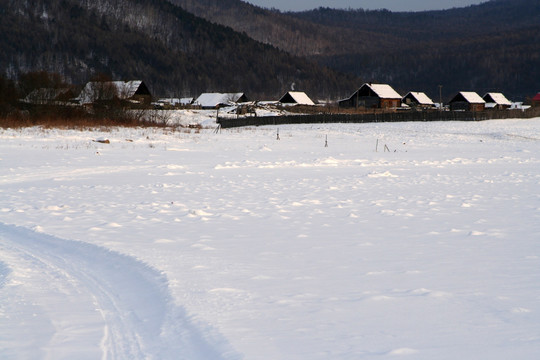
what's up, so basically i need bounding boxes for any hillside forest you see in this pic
[1,0,539,102]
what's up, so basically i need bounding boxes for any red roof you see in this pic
[533,93,540,101]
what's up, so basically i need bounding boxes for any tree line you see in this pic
[0,71,166,127]
[171,0,540,101]
[0,0,358,101]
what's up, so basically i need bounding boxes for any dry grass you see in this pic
[0,111,170,130]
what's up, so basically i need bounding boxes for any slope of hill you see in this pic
[0,0,357,99]
[170,0,397,57]
[2,0,538,101]
[299,1,540,100]
[294,0,540,42]
[173,0,540,100]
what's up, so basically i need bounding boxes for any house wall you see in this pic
[380,99,400,109]
[132,94,152,104]
[450,102,485,112]
[450,101,470,111]
[339,96,400,109]
[470,103,485,112]
[339,95,379,108]
[357,96,381,108]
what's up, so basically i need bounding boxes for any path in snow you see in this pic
[2,121,540,359]
[0,223,236,360]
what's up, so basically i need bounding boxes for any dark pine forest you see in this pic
[1,0,539,101]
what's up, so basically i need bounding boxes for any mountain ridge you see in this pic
[0,0,358,99]
[1,0,539,101]
[173,0,540,100]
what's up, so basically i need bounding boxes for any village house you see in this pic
[22,88,75,105]
[339,83,402,109]
[448,92,486,112]
[76,80,152,105]
[278,91,315,106]
[402,91,435,110]
[532,93,540,108]
[153,97,194,108]
[194,93,249,109]
[483,92,512,110]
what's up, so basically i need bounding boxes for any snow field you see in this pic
[1,119,540,359]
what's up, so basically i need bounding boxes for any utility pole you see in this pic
[439,85,443,112]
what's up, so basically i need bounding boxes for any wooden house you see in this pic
[532,93,540,108]
[339,83,402,109]
[194,93,249,109]
[402,92,435,110]
[449,92,485,112]
[22,88,75,105]
[278,91,315,106]
[76,80,152,105]
[483,93,511,110]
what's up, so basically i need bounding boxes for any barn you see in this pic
[483,93,512,110]
[339,83,402,109]
[448,92,486,112]
[402,91,435,110]
[532,93,540,108]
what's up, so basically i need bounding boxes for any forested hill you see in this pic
[174,0,540,100]
[0,0,357,99]
[293,0,540,43]
[2,0,538,101]
[297,0,540,100]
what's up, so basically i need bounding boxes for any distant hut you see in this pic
[448,92,485,112]
[483,93,511,110]
[339,83,401,109]
[180,97,194,106]
[402,91,435,110]
[194,93,248,109]
[76,80,151,105]
[532,93,540,108]
[153,98,195,108]
[278,91,315,106]
[22,88,75,105]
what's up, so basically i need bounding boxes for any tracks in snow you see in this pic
[0,223,234,360]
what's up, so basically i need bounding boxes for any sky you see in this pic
[244,0,488,12]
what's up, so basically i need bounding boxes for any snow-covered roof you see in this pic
[76,80,145,104]
[363,83,401,99]
[194,93,246,108]
[22,88,72,104]
[404,91,435,105]
[457,92,485,104]
[180,97,194,105]
[483,93,511,106]
[279,91,315,106]
[156,98,193,106]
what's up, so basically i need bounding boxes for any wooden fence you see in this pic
[217,109,540,129]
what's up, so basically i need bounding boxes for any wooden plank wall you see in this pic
[218,109,540,129]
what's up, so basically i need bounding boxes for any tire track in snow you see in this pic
[0,223,237,360]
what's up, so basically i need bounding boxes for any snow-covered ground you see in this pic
[1,118,540,359]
